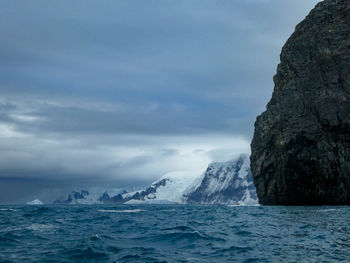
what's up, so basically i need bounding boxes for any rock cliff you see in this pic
[251,0,350,205]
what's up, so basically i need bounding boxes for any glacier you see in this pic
[121,171,199,204]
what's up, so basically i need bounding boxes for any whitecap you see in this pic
[316,209,338,212]
[227,204,260,207]
[0,208,18,211]
[1,226,22,232]
[27,223,56,231]
[98,209,144,213]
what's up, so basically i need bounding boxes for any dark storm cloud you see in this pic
[0,0,319,203]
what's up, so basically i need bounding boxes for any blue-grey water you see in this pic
[1,205,350,262]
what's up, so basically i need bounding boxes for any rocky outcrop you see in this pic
[54,190,90,204]
[251,0,350,205]
[53,189,127,204]
[98,191,126,203]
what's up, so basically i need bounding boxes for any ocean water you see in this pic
[1,205,350,262]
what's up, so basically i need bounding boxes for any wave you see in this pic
[227,204,260,207]
[220,245,254,254]
[152,230,225,243]
[98,209,144,213]
[62,247,109,260]
[115,218,135,225]
[162,225,195,232]
[316,209,338,212]
[26,223,56,232]
[0,208,18,212]
[235,230,253,237]
[2,204,350,262]
[24,207,51,217]
[0,232,21,245]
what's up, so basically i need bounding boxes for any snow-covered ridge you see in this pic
[183,154,258,205]
[53,154,258,205]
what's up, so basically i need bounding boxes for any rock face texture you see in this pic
[251,0,350,205]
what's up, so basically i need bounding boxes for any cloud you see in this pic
[0,0,319,202]
[0,121,250,181]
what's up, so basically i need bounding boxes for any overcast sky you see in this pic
[0,0,319,203]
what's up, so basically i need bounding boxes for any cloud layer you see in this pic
[0,0,319,203]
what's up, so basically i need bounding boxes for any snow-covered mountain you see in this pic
[183,154,258,205]
[53,155,258,205]
[121,155,258,205]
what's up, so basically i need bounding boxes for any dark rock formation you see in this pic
[98,192,111,203]
[251,0,350,205]
[53,190,89,204]
[97,191,127,203]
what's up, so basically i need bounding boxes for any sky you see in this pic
[0,0,319,203]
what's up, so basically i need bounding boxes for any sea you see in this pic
[1,204,350,262]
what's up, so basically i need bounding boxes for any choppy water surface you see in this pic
[1,205,350,262]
